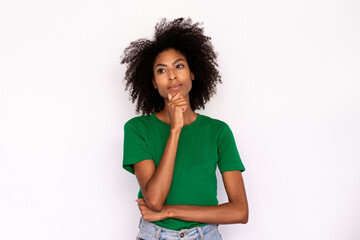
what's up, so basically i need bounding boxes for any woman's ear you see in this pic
[191,72,195,80]
[152,78,157,89]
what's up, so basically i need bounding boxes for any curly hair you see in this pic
[120,17,222,115]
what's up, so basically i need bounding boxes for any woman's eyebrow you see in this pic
[172,58,185,65]
[154,58,185,69]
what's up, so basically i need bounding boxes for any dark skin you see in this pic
[133,48,249,224]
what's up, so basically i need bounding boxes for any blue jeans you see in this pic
[136,217,222,240]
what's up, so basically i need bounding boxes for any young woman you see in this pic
[121,17,248,240]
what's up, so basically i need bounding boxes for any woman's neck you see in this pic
[155,109,198,126]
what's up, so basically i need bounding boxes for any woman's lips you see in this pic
[168,84,182,91]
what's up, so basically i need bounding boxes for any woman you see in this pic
[121,17,248,240]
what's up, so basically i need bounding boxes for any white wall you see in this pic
[1,0,359,239]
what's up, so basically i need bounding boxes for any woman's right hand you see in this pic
[167,92,187,130]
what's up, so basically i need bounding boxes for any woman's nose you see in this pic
[168,69,176,80]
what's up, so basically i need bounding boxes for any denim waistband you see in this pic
[138,217,220,240]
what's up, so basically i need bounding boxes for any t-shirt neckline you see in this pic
[151,112,202,129]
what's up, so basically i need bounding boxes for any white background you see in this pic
[1,0,359,239]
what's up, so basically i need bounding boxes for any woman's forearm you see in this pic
[143,128,181,211]
[164,202,248,224]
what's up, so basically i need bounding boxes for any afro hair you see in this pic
[120,17,222,115]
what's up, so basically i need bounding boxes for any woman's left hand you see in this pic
[136,198,169,221]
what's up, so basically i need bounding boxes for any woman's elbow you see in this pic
[146,198,164,212]
[235,206,249,224]
[149,203,163,212]
[240,213,249,224]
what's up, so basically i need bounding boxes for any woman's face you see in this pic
[152,48,194,100]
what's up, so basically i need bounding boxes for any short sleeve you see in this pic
[217,123,245,173]
[123,121,153,174]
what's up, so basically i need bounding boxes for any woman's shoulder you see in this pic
[124,114,153,129]
[199,114,237,141]
[200,113,228,125]
[199,113,230,130]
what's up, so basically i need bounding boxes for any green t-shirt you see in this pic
[123,112,245,231]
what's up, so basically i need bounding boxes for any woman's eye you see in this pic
[176,64,184,69]
[157,69,165,74]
